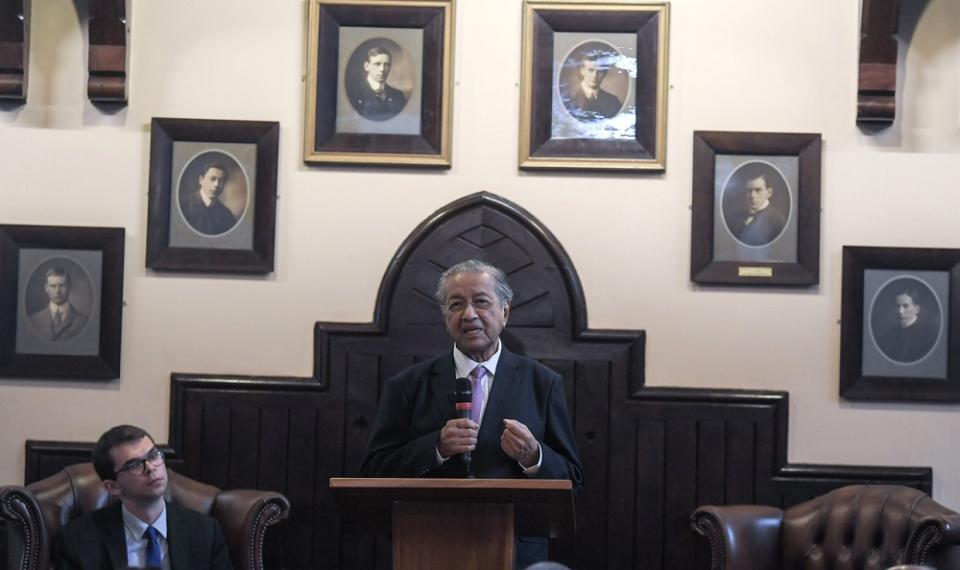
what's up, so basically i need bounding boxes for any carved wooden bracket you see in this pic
[88,0,127,104]
[857,0,900,123]
[0,0,27,102]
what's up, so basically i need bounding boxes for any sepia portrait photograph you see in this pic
[16,251,101,356]
[146,117,279,274]
[0,224,124,380]
[715,157,798,263]
[840,246,960,403]
[304,0,454,166]
[690,131,821,286]
[172,145,254,250]
[338,30,422,135]
[519,1,668,171]
[862,271,948,379]
[552,35,635,140]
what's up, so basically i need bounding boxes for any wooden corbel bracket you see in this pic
[857,0,900,124]
[88,0,127,104]
[0,0,27,102]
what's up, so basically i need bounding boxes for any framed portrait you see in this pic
[518,1,669,171]
[304,0,455,167]
[0,225,124,380]
[840,246,960,403]
[146,117,279,274]
[690,131,822,286]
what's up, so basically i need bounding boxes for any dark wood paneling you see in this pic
[18,193,932,570]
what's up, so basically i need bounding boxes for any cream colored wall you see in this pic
[2,0,959,507]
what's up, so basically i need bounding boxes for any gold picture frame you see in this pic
[304,0,455,167]
[519,0,669,171]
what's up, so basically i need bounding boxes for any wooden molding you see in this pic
[0,0,27,101]
[88,0,127,104]
[858,0,900,123]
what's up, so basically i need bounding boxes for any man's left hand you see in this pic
[500,419,541,468]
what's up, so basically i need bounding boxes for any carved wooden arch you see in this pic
[319,191,646,473]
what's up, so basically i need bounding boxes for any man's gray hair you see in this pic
[434,260,514,307]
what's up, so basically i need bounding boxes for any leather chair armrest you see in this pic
[905,513,960,566]
[691,505,783,570]
[1,485,48,570]
[211,490,291,570]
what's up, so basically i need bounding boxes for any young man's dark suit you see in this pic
[180,191,237,236]
[53,501,232,570]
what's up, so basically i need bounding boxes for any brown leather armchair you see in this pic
[1,463,290,570]
[691,485,960,570]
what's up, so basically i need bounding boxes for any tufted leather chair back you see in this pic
[780,486,949,570]
[3,462,290,570]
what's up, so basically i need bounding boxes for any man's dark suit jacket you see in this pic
[180,191,237,236]
[27,305,88,341]
[53,501,232,570]
[351,81,408,122]
[563,84,623,122]
[731,204,787,246]
[359,346,583,488]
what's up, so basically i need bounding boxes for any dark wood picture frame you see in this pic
[519,1,669,171]
[0,225,124,380]
[690,130,822,286]
[840,246,960,403]
[304,0,455,167]
[146,117,279,274]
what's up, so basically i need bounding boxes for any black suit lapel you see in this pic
[166,503,190,570]
[428,353,458,422]
[97,502,128,570]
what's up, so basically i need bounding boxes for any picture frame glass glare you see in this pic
[551,32,636,141]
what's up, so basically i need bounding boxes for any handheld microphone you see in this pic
[454,377,473,474]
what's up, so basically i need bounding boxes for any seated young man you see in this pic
[54,425,232,570]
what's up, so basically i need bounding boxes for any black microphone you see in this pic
[454,377,473,475]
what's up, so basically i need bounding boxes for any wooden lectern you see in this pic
[331,478,575,570]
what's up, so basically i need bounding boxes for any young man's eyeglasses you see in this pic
[114,447,165,477]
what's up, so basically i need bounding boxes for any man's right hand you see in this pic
[438,418,479,459]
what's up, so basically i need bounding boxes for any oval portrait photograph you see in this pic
[720,161,792,247]
[869,276,942,364]
[557,40,629,123]
[177,150,248,237]
[344,37,415,122]
[24,257,94,343]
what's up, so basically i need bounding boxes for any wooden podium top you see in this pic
[331,478,575,537]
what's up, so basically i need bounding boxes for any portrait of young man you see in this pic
[26,266,89,342]
[178,160,241,236]
[872,280,941,364]
[347,43,409,121]
[720,161,791,248]
[53,425,232,570]
[560,47,624,122]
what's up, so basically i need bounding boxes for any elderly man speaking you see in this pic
[360,259,582,567]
